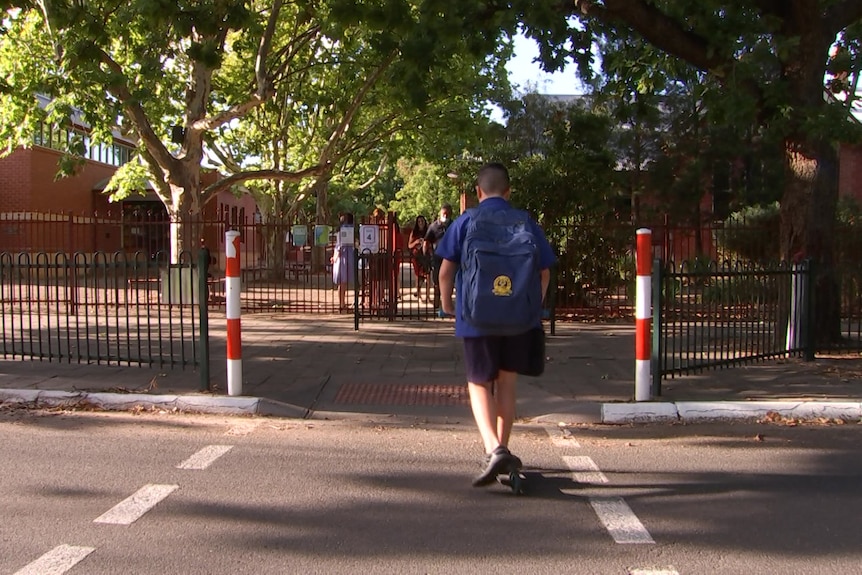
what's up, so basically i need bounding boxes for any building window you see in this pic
[32,121,135,167]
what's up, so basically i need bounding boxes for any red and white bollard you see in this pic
[225,230,242,396]
[635,228,652,401]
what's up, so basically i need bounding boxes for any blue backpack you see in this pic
[459,206,543,335]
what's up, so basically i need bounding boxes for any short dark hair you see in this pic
[441,203,452,213]
[476,163,509,196]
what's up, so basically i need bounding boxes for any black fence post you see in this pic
[549,264,557,336]
[651,258,663,397]
[803,258,815,361]
[353,235,360,331]
[198,245,211,391]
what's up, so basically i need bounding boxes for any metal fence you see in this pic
[3,209,862,372]
[653,260,811,384]
[0,250,202,368]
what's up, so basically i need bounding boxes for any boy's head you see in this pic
[476,163,510,198]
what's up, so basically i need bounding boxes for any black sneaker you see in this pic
[479,447,522,470]
[473,447,517,487]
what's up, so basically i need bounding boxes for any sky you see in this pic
[505,33,582,96]
[504,34,862,123]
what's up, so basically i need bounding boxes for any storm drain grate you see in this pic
[334,383,469,406]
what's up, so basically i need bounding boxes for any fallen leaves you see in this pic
[757,410,857,426]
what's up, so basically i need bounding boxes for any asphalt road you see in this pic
[1,408,861,574]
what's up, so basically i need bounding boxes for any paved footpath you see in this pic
[1,317,861,424]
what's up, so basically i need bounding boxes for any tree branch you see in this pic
[95,47,177,172]
[574,0,728,75]
[201,164,327,197]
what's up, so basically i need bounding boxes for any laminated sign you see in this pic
[290,225,308,247]
[314,225,331,247]
[338,225,355,247]
[359,224,380,253]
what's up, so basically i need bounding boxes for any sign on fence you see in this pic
[359,224,379,253]
[290,225,308,247]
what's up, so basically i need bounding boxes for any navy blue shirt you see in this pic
[435,197,556,338]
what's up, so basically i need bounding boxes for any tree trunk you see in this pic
[779,137,841,345]
[312,178,332,273]
[165,169,202,264]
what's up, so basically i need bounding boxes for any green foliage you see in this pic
[493,93,620,226]
[102,160,157,202]
[717,203,781,263]
[553,214,633,306]
[836,197,862,266]
[388,159,459,223]
[700,274,778,305]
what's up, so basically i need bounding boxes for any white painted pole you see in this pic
[225,230,242,396]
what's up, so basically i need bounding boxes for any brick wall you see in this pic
[28,146,119,213]
[0,148,34,211]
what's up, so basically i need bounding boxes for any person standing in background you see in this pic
[331,212,355,312]
[424,203,453,310]
[408,215,430,301]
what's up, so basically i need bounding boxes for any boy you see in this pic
[436,163,555,486]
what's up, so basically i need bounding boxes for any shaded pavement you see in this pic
[1,316,861,423]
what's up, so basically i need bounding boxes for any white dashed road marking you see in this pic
[177,445,234,470]
[590,497,655,544]
[13,544,95,575]
[628,568,680,575]
[94,484,179,525]
[562,455,608,484]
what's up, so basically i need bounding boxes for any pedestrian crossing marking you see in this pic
[94,484,178,525]
[13,544,94,575]
[177,445,234,470]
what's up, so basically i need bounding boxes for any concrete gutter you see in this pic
[2,389,861,425]
[602,401,862,424]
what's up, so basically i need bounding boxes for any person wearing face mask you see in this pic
[423,203,453,310]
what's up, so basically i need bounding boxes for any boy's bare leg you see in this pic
[494,370,518,448]
[467,380,500,454]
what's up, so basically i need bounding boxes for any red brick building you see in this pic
[0,128,258,259]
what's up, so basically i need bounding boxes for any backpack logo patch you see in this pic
[492,275,512,296]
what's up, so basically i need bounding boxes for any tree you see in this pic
[0,1,316,261]
[518,1,862,342]
[0,0,517,262]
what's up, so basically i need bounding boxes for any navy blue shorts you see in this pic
[462,328,545,383]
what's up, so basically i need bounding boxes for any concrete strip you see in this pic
[676,401,862,421]
[256,398,310,419]
[0,389,42,403]
[175,395,260,415]
[602,402,679,424]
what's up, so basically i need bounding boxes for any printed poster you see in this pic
[313,225,331,247]
[290,225,308,247]
[359,224,380,253]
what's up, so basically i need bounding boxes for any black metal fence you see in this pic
[3,209,862,373]
[0,251,202,368]
[653,260,812,385]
